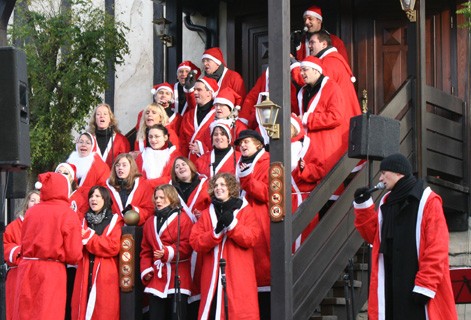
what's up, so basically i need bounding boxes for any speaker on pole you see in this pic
[348,113,400,160]
[0,47,31,170]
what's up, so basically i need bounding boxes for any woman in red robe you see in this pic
[71,186,123,320]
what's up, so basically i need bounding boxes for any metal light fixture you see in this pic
[255,97,281,139]
[400,0,417,22]
[153,17,173,47]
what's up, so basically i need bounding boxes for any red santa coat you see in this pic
[172,176,211,303]
[140,209,193,298]
[179,106,216,162]
[68,153,110,193]
[237,149,271,290]
[13,173,82,320]
[189,198,260,320]
[106,177,155,226]
[4,217,23,320]
[196,148,241,178]
[135,145,181,188]
[297,77,349,175]
[95,132,130,169]
[354,188,458,320]
[71,213,123,320]
[296,32,349,65]
[216,67,246,102]
[239,69,298,128]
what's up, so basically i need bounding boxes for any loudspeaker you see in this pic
[348,113,400,160]
[6,171,28,199]
[0,47,31,170]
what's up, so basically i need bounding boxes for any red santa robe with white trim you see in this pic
[189,198,260,320]
[140,208,193,298]
[13,173,82,320]
[4,217,23,320]
[239,69,299,128]
[179,105,216,162]
[215,67,246,102]
[135,144,181,188]
[171,176,211,304]
[68,153,111,191]
[296,32,349,65]
[106,177,155,226]
[237,149,271,291]
[292,48,360,131]
[196,148,241,178]
[354,187,458,320]
[71,213,123,320]
[297,76,349,176]
[95,132,130,169]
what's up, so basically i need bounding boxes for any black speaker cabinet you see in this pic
[348,114,400,160]
[0,47,31,170]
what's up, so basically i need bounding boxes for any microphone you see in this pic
[303,26,308,32]
[188,69,198,79]
[367,182,385,194]
[219,258,226,275]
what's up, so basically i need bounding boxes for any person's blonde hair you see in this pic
[15,190,40,218]
[136,103,169,141]
[88,103,121,134]
[109,153,142,191]
[154,184,181,209]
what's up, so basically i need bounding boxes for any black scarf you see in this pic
[240,148,263,165]
[206,64,225,82]
[175,175,200,203]
[212,197,243,219]
[164,105,174,118]
[379,175,421,254]
[117,178,132,208]
[213,146,232,169]
[303,74,325,113]
[95,127,113,156]
[177,84,186,114]
[197,100,213,125]
[154,206,179,233]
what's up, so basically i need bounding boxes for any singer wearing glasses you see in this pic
[353,153,457,320]
[140,184,193,320]
[190,173,260,320]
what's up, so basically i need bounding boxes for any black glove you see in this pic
[122,204,132,214]
[215,220,225,234]
[412,292,431,305]
[220,211,234,228]
[354,187,371,204]
[184,71,197,90]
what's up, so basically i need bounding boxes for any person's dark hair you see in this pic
[311,30,332,46]
[88,186,113,211]
[154,184,181,209]
[171,156,198,184]
[109,153,142,190]
[208,173,240,199]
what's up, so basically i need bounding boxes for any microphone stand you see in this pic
[219,258,229,320]
[173,207,182,320]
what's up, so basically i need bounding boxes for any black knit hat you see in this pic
[380,153,412,176]
[234,129,265,146]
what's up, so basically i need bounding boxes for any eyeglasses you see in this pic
[77,140,92,145]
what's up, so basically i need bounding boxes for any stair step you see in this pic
[311,316,338,320]
[321,297,346,306]
[332,279,362,288]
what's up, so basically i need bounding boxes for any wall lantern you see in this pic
[255,97,281,139]
[153,17,173,47]
[400,0,417,22]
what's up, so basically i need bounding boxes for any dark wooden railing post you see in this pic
[119,226,144,320]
